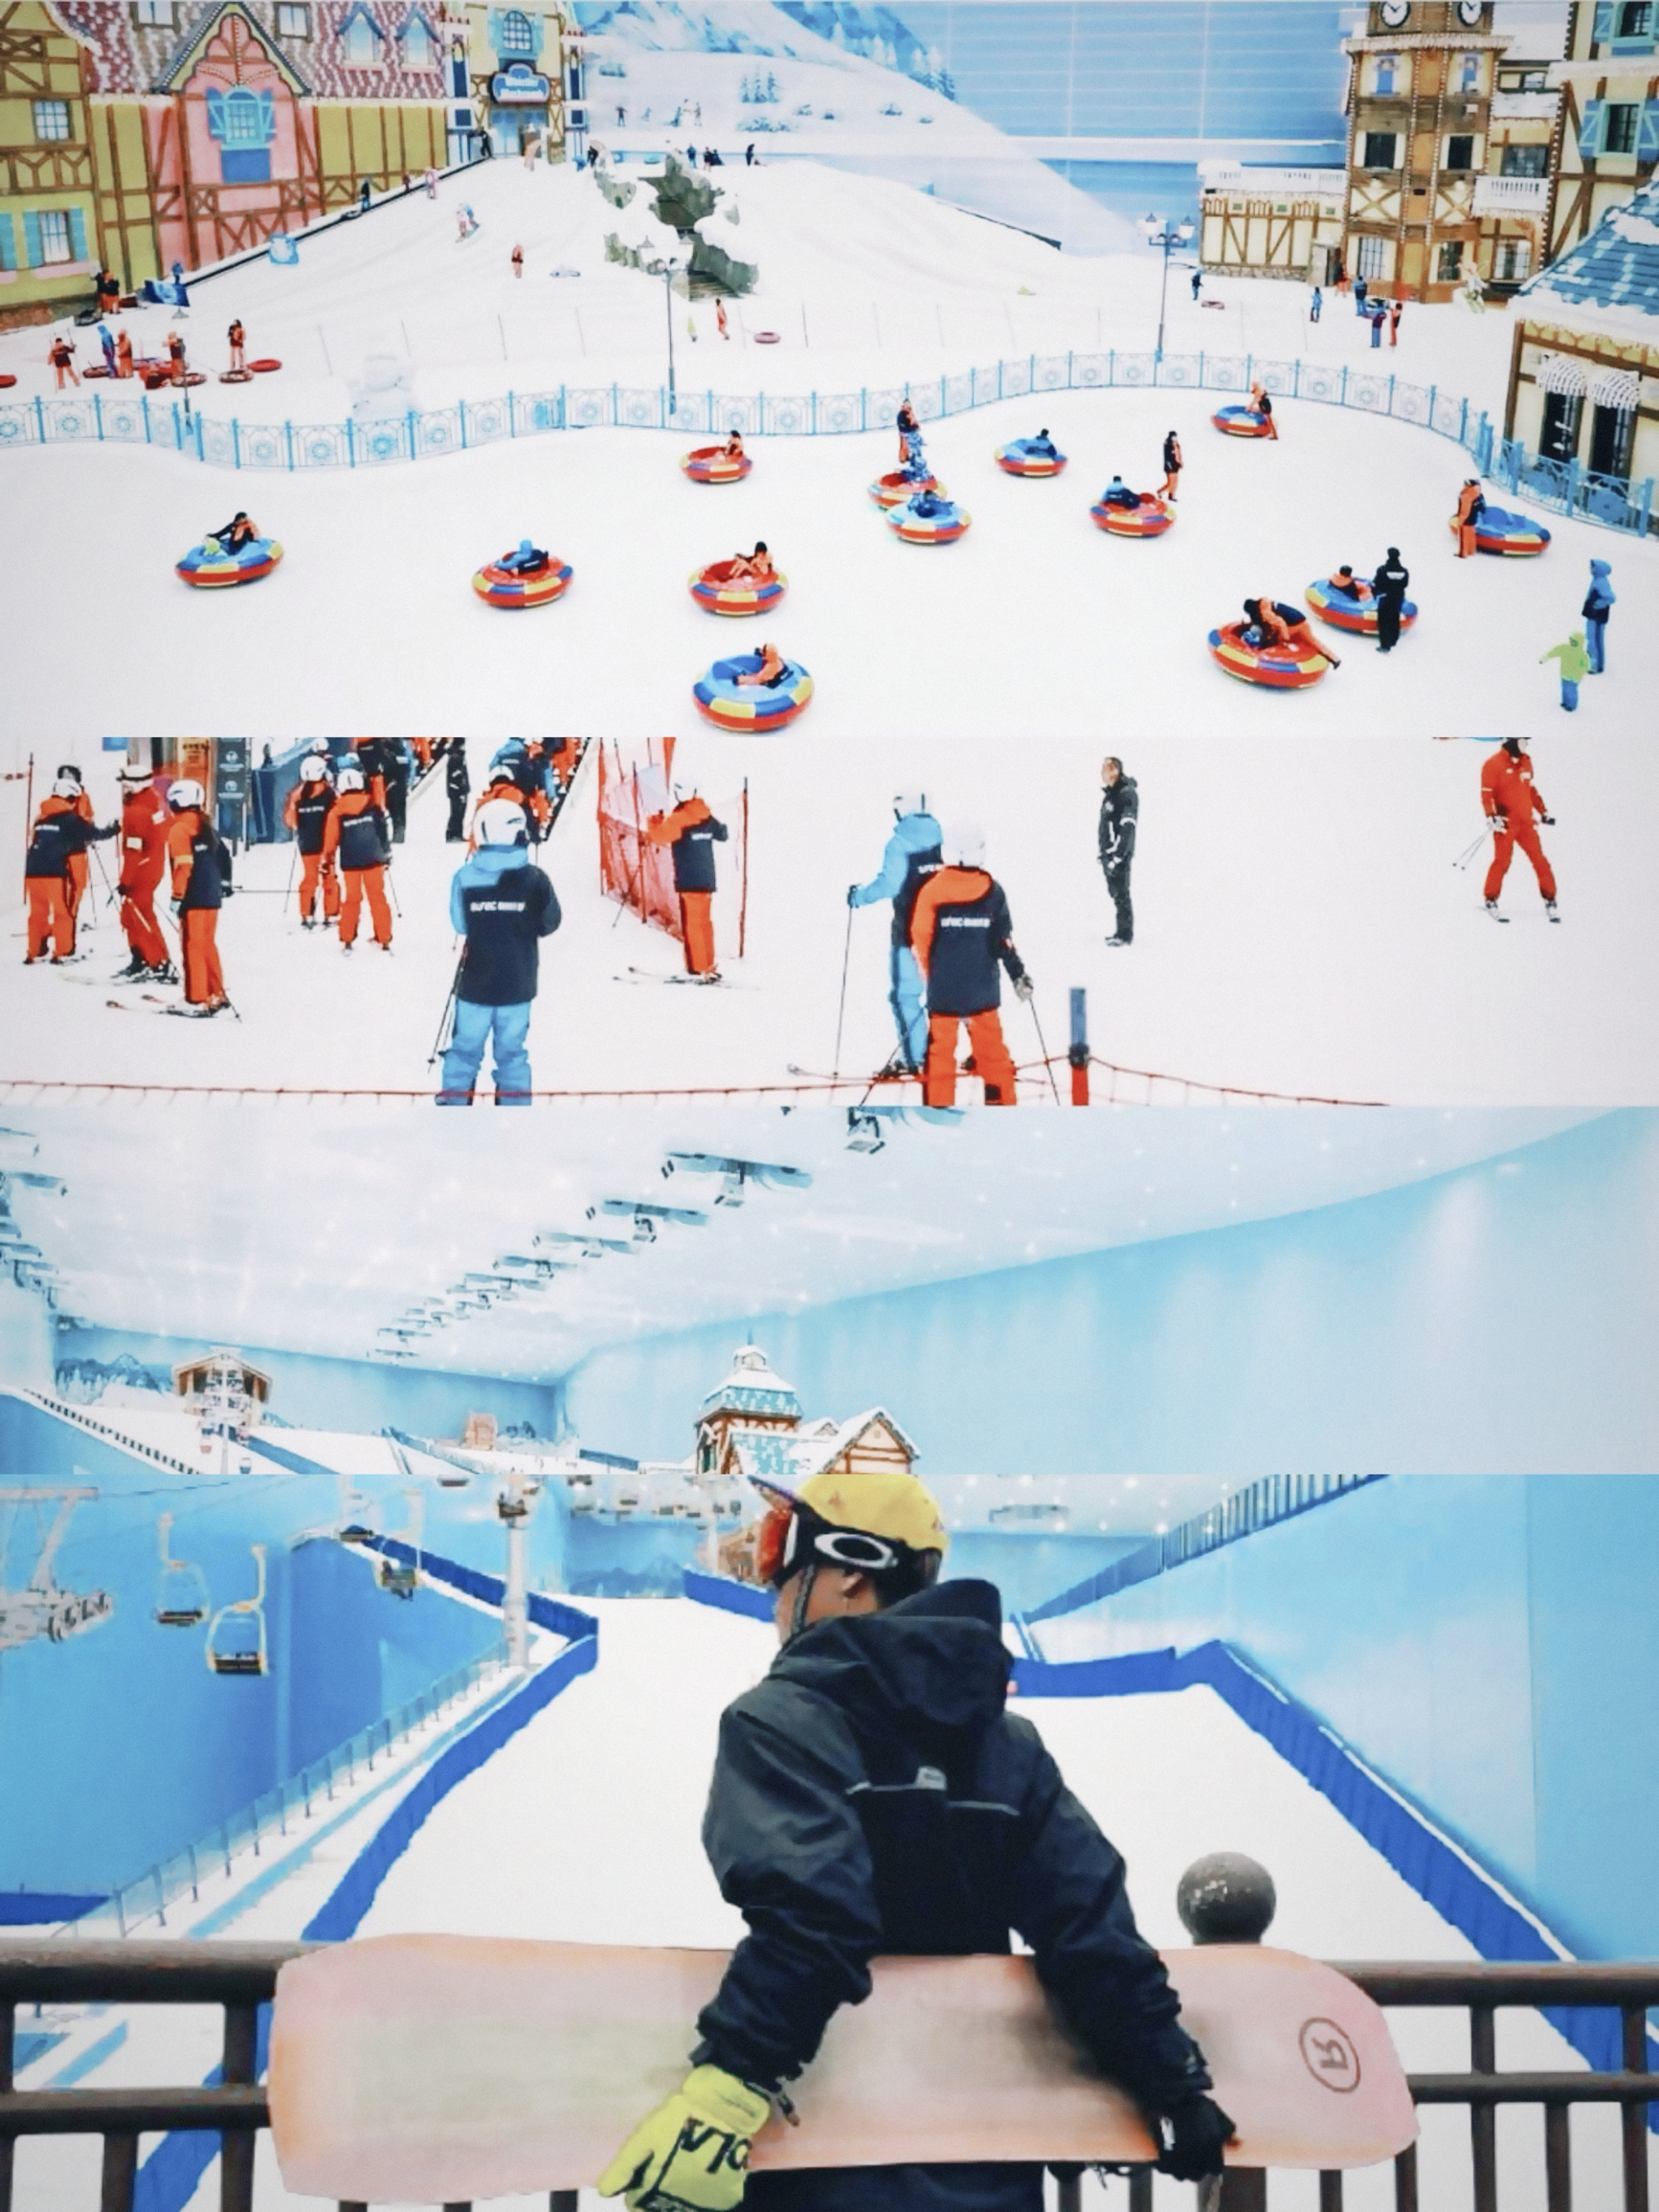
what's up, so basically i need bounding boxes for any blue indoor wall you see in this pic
[557,1114,1659,1478]
[56,1326,561,1442]
[0,1398,503,1897]
[1046,1472,1659,1965]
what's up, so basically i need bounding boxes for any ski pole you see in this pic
[428,948,465,1066]
[385,865,402,920]
[1453,826,1491,869]
[284,841,298,908]
[1025,992,1063,1107]
[831,903,854,1080]
[91,841,118,911]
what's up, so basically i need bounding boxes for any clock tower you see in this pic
[1342,0,1508,302]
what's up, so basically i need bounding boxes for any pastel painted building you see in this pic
[0,1,101,326]
[1545,0,1659,260]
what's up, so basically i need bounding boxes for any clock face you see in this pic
[1380,0,1410,24]
[1458,0,1484,22]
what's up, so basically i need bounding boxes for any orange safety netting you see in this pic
[598,737,682,941]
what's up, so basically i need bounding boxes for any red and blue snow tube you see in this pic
[869,469,941,508]
[694,652,814,731]
[1472,506,1550,556]
[1306,578,1418,636]
[1212,405,1271,438]
[175,534,283,587]
[683,444,752,485]
[887,492,971,545]
[689,559,787,617]
[1207,603,1333,689]
[1090,492,1173,538]
[996,439,1066,477]
[471,551,573,608]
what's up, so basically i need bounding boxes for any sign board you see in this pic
[491,64,549,103]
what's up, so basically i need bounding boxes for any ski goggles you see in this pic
[753,1499,907,1589]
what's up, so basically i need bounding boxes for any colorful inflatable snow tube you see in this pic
[682,445,752,485]
[1305,578,1418,636]
[694,653,814,732]
[1090,492,1173,538]
[175,534,282,588]
[1212,405,1271,438]
[471,552,573,608]
[1207,603,1332,689]
[869,469,941,508]
[996,440,1066,477]
[887,493,971,545]
[689,560,787,617]
[1471,506,1551,556]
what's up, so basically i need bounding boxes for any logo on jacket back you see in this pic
[938,914,990,930]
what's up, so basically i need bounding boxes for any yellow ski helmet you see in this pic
[752,1467,949,1588]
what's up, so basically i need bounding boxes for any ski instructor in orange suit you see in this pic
[166,777,234,1013]
[646,790,729,980]
[1481,735,1558,921]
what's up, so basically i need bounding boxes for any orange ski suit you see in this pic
[63,787,95,918]
[646,795,724,976]
[1452,484,1483,558]
[25,795,81,960]
[119,784,172,967]
[283,779,341,922]
[322,791,392,947]
[1482,747,1556,903]
[909,865,1020,1109]
[167,808,226,1005]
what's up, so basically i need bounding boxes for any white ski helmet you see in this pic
[336,765,366,794]
[118,759,153,785]
[56,763,83,784]
[476,798,529,847]
[893,789,927,819]
[167,778,204,811]
[943,821,986,869]
[52,774,82,800]
[300,754,329,783]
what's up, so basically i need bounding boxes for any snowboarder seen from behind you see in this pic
[596,1468,1236,2212]
[847,789,942,1077]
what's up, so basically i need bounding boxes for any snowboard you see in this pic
[267,1937,1416,2206]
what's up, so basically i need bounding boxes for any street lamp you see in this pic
[663,253,682,417]
[1138,213,1197,365]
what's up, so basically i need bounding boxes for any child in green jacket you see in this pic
[1540,630,1591,712]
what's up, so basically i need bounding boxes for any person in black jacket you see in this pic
[1098,756,1137,948]
[24,776,116,963]
[1371,549,1409,655]
[444,737,471,843]
[598,1470,1234,2212]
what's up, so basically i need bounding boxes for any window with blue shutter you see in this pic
[1579,96,1606,154]
[1612,1,1656,51]
[1593,1,1616,48]
[22,210,42,266]
[494,8,539,57]
[0,214,15,272]
[208,85,276,180]
[68,206,87,260]
[1638,98,1659,157]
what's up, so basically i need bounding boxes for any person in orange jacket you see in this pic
[115,327,134,378]
[646,791,728,979]
[228,318,246,371]
[321,764,393,950]
[116,760,176,981]
[283,753,341,928]
[908,823,1031,1108]
[734,641,786,688]
[1452,480,1485,558]
[23,775,115,963]
[166,778,234,1012]
[1481,736,1558,921]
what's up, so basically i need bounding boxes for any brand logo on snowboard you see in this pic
[1298,2017,1361,2092]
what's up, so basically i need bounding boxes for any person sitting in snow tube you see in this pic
[177,517,281,586]
[997,430,1066,477]
[1090,481,1173,536]
[691,543,786,616]
[695,649,814,731]
[1306,566,1415,638]
[871,463,941,507]
[1213,401,1272,438]
[1467,502,1550,557]
[1097,475,1139,508]
[472,540,573,607]
[889,487,971,543]
[1209,598,1335,688]
[683,440,752,484]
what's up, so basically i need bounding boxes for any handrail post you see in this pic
[1544,2098,1572,2212]
[1470,2003,1497,2212]
[1394,2139,1418,2211]
[0,1997,13,2212]
[1622,2005,1650,2212]
[221,1999,258,2212]
[101,2132,138,2212]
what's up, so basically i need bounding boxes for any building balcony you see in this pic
[1473,173,1550,214]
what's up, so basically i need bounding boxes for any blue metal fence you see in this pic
[1,352,1650,532]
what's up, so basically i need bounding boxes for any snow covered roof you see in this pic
[1519,180,1659,338]
[700,1343,802,1422]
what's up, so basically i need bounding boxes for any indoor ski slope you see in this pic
[17,1594,1640,2212]
[3,717,1656,1106]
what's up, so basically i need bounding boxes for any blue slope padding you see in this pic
[684,1565,773,1620]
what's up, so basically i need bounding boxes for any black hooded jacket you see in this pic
[694,1580,1209,2147]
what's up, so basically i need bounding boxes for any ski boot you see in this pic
[1484,899,1509,922]
[116,949,149,980]
[148,959,179,985]
[1545,900,1560,923]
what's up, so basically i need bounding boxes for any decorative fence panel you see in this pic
[1,353,1649,533]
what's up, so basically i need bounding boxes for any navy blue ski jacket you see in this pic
[25,803,114,879]
[911,871,1025,1018]
[450,846,560,1005]
[1098,778,1138,869]
[695,1582,1211,2183]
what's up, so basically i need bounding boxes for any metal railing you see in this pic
[1025,1471,1388,1625]
[63,1642,509,1942]
[0,1945,1652,2211]
[1495,435,1656,535]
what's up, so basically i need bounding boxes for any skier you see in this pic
[360,735,412,843]
[474,745,549,843]
[53,763,97,922]
[437,797,561,1106]
[645,789,729,981]
[847,791,942,1076]
[1539,630,1590,712]
[909,824,1030,1108]
[1098,756,1137,948]
[1481,736,1558,921]
[228,318,245,371]
[116,759,176,981]
[596,1469,1234,2212]
[166,779,234,1013]
[321,764,393,952]
[1452,480,1485,558]
[444,736,471,843]
[1371,547,1409,654]
[22,776,114,965]
[1160,429,1181,500]
[283,754,340,929]
[1582,558,1614,673]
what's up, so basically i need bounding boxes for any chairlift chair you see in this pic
[377,1492,422,1598]
[152,1511,209,1627]
[205,1544,268,1677]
